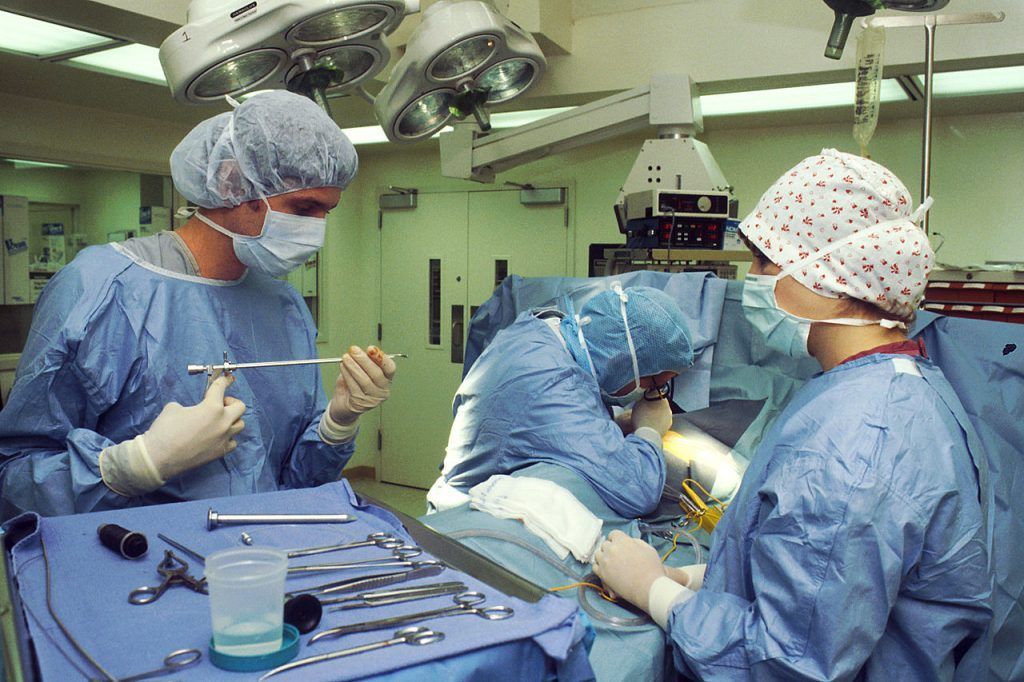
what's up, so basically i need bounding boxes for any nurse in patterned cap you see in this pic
[593,149,994,680]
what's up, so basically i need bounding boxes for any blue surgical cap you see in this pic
[170,91,358,208]
[561,286,694,394]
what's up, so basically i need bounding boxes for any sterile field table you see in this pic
[0,481,591,681]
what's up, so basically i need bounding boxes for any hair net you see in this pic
[739,148,934,321]
[170,91,358,208]
[561,285,694,394]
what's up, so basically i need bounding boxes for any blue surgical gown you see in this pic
[0,245,354,518]
[669,353,993,681]
[434,312,666,519]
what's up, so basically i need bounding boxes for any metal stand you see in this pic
[862,11,1005,234]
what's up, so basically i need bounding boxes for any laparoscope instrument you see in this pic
[207,509,356,530]
[187,352,408,377]
[259,627,444,682]
[309,591,513,644]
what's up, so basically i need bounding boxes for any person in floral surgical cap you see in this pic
[593,149,994,681]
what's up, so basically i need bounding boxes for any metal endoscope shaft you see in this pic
[187,354,407,376]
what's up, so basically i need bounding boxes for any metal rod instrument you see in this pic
[188,353,407,376]
[207,509,356,530]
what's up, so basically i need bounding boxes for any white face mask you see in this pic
[196,197,325,277]
[742,266,906,360]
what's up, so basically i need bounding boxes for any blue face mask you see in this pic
[601,386,646,407]
[196,198,325,277]
[742,271,907,360]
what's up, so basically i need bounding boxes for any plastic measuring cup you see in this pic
[207,547,288,657]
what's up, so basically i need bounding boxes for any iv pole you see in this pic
[862,11,1004,235]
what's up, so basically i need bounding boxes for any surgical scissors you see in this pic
[108,649,202,682]
[309,591,514,644]
[287,546,427,575]
[286,532,403,559]
[129,551,208,605]
[259,627,442,681]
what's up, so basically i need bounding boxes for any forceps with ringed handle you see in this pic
[286,532,404,559]
[287,546,428,575]
[129,551,208,605]
[259,627,442,681]
[309,591,513,644]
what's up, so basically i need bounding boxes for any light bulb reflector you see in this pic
[191,49,285,98]
[291,6,391,44]
[287,46,377,88]
[478,58,536,103]
[429,35,497,80]
[396,90,454,139]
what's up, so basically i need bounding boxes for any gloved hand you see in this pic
[666,563,707,591]
[631,397,672,435]
[143,374,247,481]
[591,530,667,611]
[100,374,248,497]
[328,346,397,425]
[614,409,635,435]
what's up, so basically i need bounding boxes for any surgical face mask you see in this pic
[601,386,646,407]
[195,197,325,277]
[572,282,644,406]
[742,266,906,360]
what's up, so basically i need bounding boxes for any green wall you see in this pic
[320,109,1023,469]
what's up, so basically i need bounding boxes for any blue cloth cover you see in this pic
[0,245,354,519]
[670,352,993,680]
[425,462,693,682]
[559,286,694,395]
[439,312,664,518]
[6,480,592,681]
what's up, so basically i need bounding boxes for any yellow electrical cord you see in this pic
[679,478,729,533]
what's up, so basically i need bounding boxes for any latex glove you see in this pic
[666,563,707,591]
[631,397,672,435]
[614,409,635,436]
[144,374,247,481]
[591,530,667,612]
[328,346,397,425]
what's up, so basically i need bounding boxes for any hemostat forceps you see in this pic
[129,551,208,605]
[309,591,513,644]
[286,532,403,559]
[287,546,429,575]
[260,627,443,681]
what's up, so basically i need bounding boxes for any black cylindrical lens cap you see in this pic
[97,524,148,559]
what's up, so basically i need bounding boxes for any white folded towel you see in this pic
[469,475,603,562]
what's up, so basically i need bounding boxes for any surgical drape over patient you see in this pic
[170,91,358,208]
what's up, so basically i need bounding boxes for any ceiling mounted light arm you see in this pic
[160,0,413,113]
[374,0,546,142]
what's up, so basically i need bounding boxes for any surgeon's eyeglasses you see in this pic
[643,383,672,401]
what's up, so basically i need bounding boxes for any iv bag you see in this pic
[853,25,886,157]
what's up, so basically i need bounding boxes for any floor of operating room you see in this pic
[348,475,429,518]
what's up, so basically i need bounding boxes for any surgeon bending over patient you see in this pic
[594,149,993,680]
[428,283,694,519]
[0,92,395,518]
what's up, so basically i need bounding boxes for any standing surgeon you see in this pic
[428,283,694,519]
[593,149,993,679]
[0,91,395,519]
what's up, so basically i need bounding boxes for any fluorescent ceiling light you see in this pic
[68,44,166,86]
[0,10,113,57]
[931,65,1024,96]
[341,106,574,145]
[700,79,907,116]
[2,158,72,170]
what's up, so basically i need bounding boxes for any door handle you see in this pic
[451,304,464,364]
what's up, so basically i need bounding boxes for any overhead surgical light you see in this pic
[374,0,546,142]
[160,0,411,112]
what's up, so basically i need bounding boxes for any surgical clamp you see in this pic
[287,547,430,575]
[309,591,513,644]
[285,563,446,599]
[129,551,208,605]
[207,509,356,529]
[321,581,468,609]
[108,648,202,682]
[259,627,443,681]
[286,532,403,558]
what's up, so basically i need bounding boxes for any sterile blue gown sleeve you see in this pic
[0,245,354,518]
[437,314,665,518]
[667,354,992,681]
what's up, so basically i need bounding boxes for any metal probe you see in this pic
[207,509,356,530]
[187,353,407,376]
